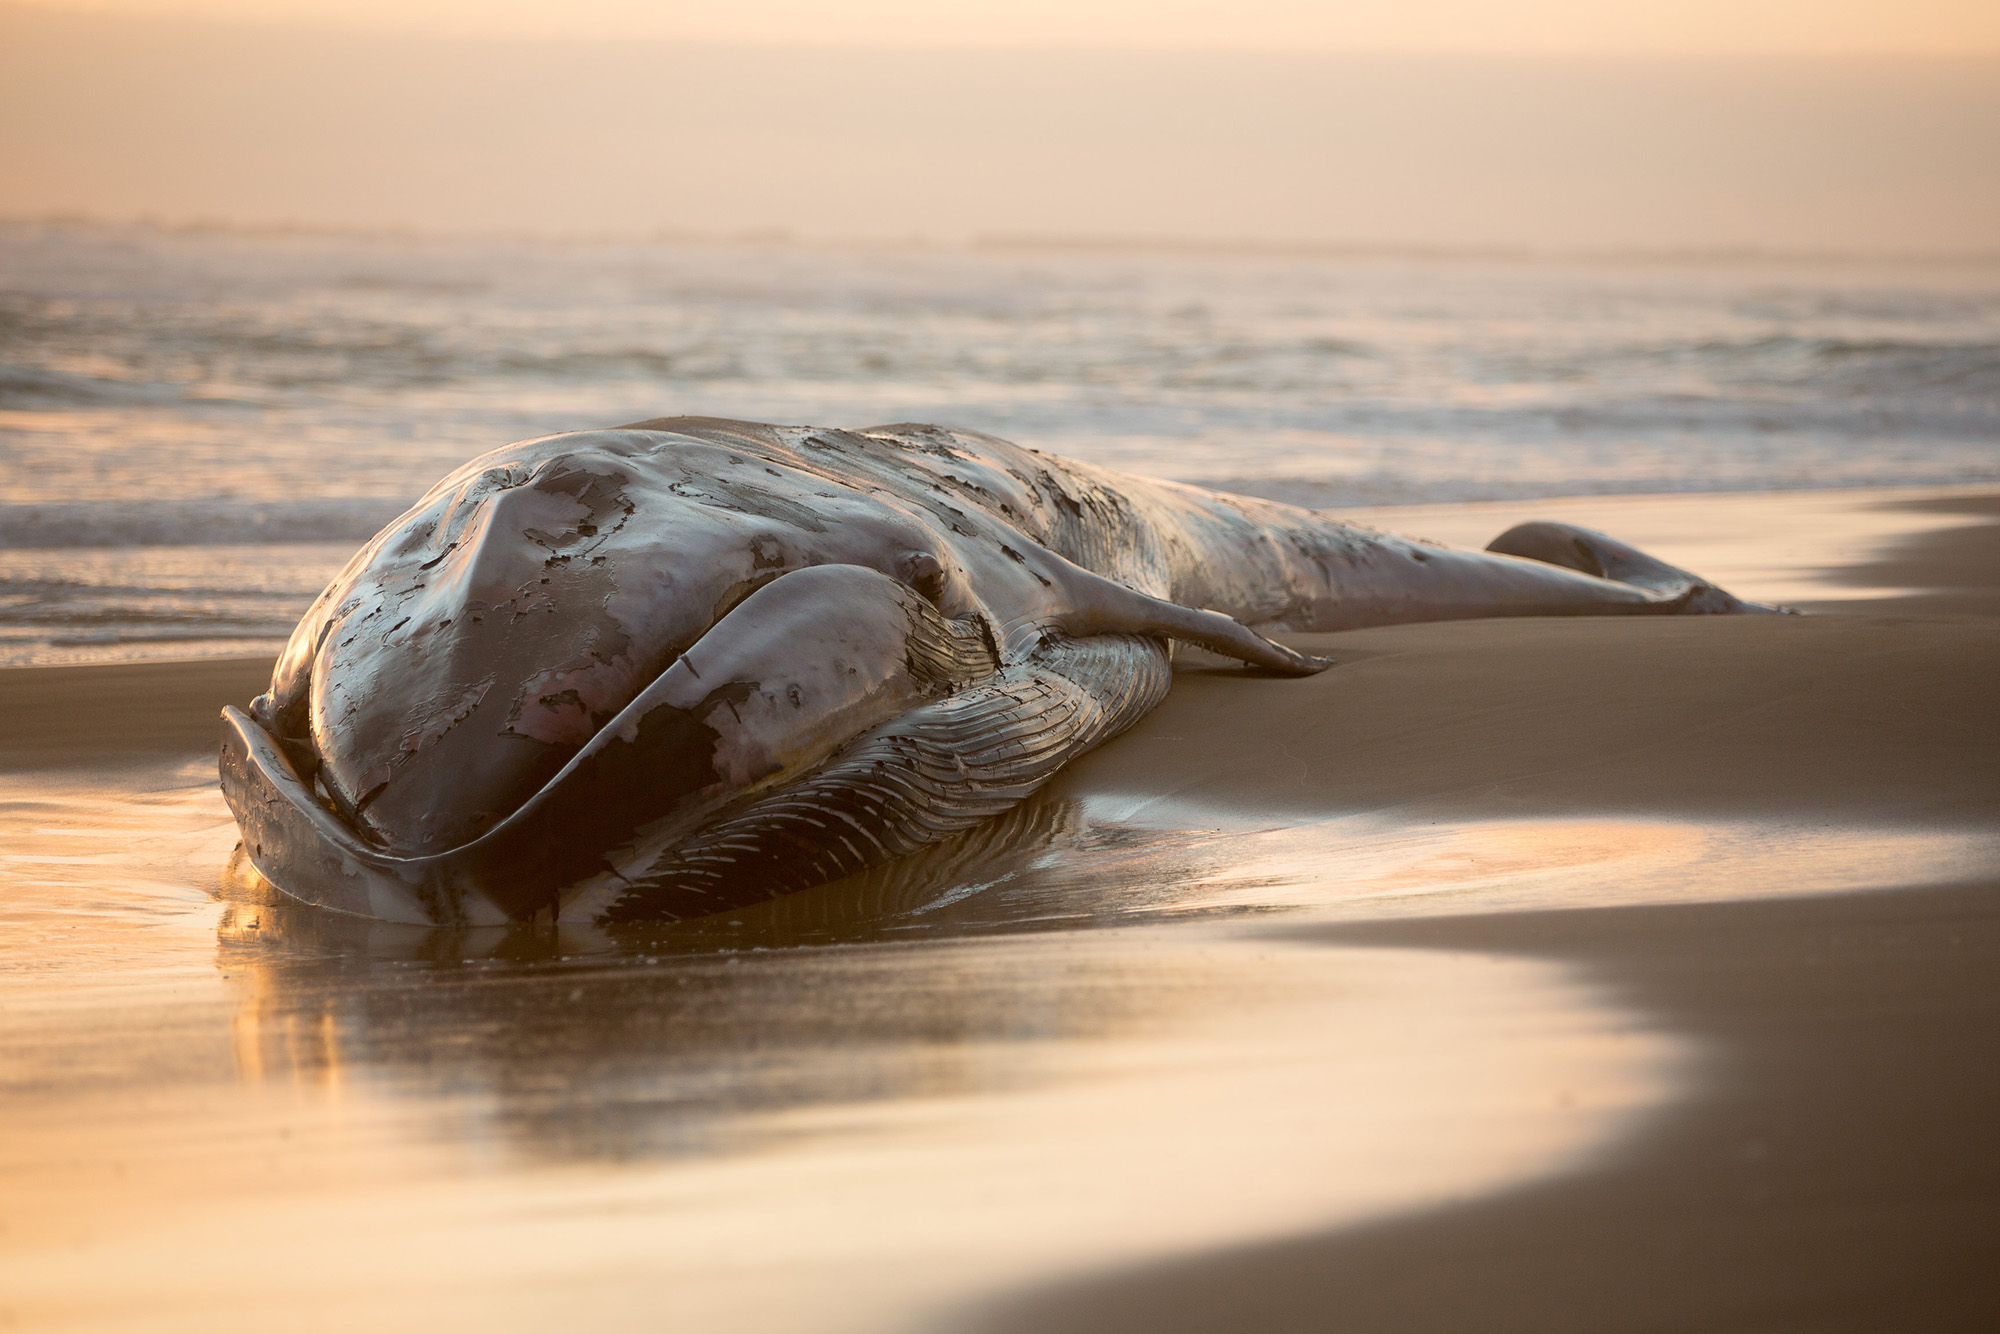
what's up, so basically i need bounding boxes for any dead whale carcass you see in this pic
[219,417,1776,925]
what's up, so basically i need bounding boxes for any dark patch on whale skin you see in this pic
[518,460,636,555]
[456,680,760,914]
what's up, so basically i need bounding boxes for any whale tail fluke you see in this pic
[1486,521,1795,615]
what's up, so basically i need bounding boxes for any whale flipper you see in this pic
[1486,521,1793,615]
[589,634,1172,923]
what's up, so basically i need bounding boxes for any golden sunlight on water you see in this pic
[0,762,1984,1330]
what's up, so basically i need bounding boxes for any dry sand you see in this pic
[1,487,1995,1331]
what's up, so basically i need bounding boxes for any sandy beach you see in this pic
[1,485,1996,1331]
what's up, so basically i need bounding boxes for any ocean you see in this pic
[2,221,1996,665]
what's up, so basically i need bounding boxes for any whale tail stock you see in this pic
[1484,521,1793,616]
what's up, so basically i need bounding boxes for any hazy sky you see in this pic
[23,0,2000,53]
[3,2,1997,251]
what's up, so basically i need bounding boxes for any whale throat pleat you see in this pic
[598,634,1171,923]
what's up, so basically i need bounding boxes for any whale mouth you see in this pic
[220,563,1166,926]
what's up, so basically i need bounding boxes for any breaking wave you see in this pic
[0,363,188,409]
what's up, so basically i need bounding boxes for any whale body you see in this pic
[219,418,1774,925]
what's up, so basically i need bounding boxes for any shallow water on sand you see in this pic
[3,755,1989,1331]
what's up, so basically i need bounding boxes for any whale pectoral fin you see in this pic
[1052,567,1334,675]
[589,633,1174,924]
[1486,521,1794,615]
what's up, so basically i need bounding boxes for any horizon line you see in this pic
[6,214,1999,267]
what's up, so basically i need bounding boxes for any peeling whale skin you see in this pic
[220,417,1779,925]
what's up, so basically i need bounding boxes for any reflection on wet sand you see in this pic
[213,785,1665,1176]
[3,768,1689,1332]
[211,872,1268,1168]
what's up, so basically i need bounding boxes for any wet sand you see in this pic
[0,656,273,772]
[2,487,1996,1331]
[969,883,2000,1334]
[966,490,2000,1332]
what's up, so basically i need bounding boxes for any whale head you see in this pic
[224,421,1031,923]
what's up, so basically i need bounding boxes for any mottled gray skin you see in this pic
[219,417,1769,925]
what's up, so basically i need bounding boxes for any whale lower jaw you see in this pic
[219,632,1171,927]
[220,706,501,925]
